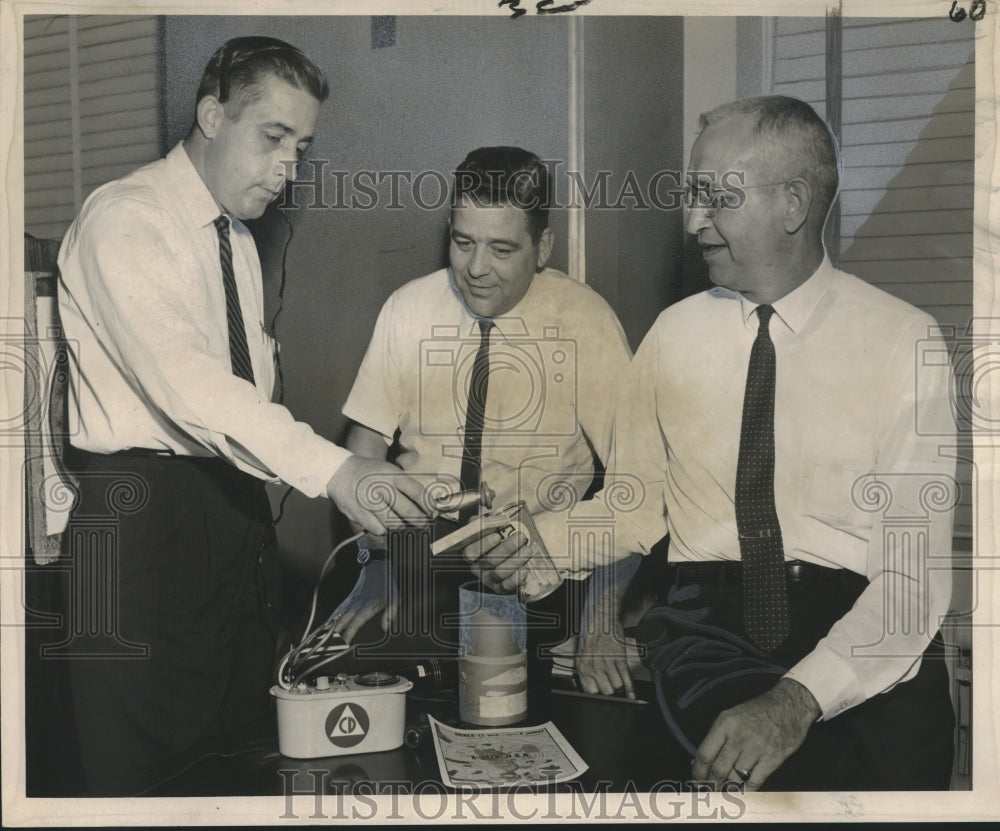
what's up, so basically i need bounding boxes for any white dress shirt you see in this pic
[57,142,349,497]
[342,267,632,522]
[537,258,956,719]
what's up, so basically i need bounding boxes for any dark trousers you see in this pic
[635,561,955,791]
[55,449,279,796]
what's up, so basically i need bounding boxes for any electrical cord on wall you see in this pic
[256,206,298,638]
[270,206,294,406]
[258,205,363,689]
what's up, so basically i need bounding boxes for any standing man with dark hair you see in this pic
[56,36,427,796]
[473,96,957,790]
[329,146,638,697]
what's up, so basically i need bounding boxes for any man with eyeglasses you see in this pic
[471,95,957,791]
[54,36,427,796]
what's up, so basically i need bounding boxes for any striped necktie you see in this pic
[214,215,256,385]
[736,304,790,652]
[458,320,493,521]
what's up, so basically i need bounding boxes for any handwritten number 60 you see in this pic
[949,0,987,21]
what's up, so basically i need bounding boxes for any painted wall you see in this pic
[582,17,686,338]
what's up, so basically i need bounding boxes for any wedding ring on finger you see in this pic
[733,767,752,783]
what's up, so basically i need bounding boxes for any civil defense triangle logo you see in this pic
[325,702,370,748]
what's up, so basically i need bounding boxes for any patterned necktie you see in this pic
[458,320,493,519]
[736,304,789,652]
[214,215,256,385]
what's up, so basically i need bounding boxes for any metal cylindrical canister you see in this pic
[458,652,528,726]
[457,581,528,726]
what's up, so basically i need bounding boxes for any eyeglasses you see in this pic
[683,180,788,215]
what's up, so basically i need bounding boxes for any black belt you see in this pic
[667,559,865,587]
[66,446,216,465]
[107,447,179,458]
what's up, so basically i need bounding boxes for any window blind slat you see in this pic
[24,67,73,94]
[25,156,75,179]
[773,53,827,83]
[843,136,973,167]
[841,183,973,216]
[23,14,161,240]
[842,112,974,145]
[843,209,974,238]
[75,16,158,43]
[840,41,975,78]
[844,69,974,99]
[775,18,826,35]
[80,139,161,171]
[24,50,72,75]
[842,159,973,191]
[25,120,73,142]
[775,30,825,60]
[841,18,974,49]
[835,257,972,285]
[23,85,72,109]
[842,88,975,124]
[24,16,70,39]
[773,20,974,548]
[78,73,159,100]
[77,89,158,119]
[80,110,159,135]
[81,124,161,153]
[838,235,973,262]
[769,79,826,102]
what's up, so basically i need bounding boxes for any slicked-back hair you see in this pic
[196,36,329,121]
[451,146,551,243]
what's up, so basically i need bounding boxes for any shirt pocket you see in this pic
[801,462,873,527]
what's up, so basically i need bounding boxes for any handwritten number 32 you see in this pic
[949,0,987,21]
[500,0,592,17]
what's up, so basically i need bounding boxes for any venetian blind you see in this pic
[24,15,162,241]
[772,16,975,541]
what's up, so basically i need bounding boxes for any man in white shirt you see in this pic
[328,146,637,698]
[471,96,957,790]
[55,37,427,795]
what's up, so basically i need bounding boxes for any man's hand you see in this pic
[326,560,398,644]
[576,552,642,698]
[462,530,532,594]
[691,677,820,791]
[326,455,429,536]
[576,621,635,699]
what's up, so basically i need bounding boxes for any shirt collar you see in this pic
[165,142,226,230]
[738,256,836,334]
[447,267,537,340]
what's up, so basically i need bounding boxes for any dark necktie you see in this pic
[214,215,256,385]
[736,304,789,652]
[458,320,493,518]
